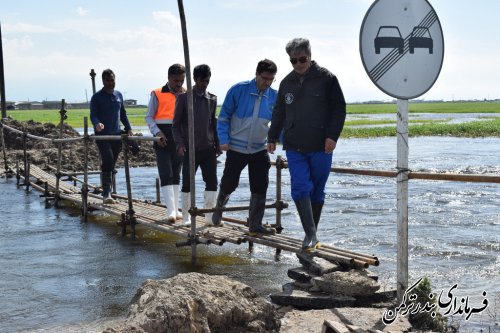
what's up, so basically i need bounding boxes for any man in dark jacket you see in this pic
[172,64,219,226]
[90,69,133,204]
[268,38,346,252]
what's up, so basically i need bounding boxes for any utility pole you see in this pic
[0,22,7,119]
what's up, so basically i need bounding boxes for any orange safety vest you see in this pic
[152,88,176,124]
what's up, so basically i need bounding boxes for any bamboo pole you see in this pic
[177,0,197,265]
[396,99,409,302]
[25,162,30,192]
[0,22,6,120]
[122,134,136,238]
[82,117,89,221]
[55,99,67,204]
[1,123,8,172]
[22,132,27,187]
[267,232,379,266]
[155,178,161,203]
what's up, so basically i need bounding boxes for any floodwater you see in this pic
[0,136,499,333]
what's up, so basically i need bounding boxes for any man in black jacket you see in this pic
[268,38,346,252]
[173,64,220,226]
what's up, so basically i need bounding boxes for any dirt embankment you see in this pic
[1,118,158,172]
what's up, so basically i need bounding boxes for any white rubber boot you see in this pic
[173,184,183,220]
[204,191,217,226]
[182,192,191,226]
[161,185,176,222]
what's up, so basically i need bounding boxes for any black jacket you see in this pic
[172,90,219,151]
[268,61,346,152]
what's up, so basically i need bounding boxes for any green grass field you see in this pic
[4,101,500,137]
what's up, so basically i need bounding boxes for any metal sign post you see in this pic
[359,0,444,301]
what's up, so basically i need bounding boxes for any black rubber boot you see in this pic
[211,190,230,226]
[294,197,319,251]
[248,193,275,236]
[312,201,324,229]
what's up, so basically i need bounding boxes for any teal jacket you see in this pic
[217,78,277,154]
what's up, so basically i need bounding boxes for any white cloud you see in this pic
[5,36,34,51]
[152,11,179,27]
[3,23,57,34]
[76,6,88,17]
[216,0,307,11]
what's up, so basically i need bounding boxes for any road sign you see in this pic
[359,0,444,99]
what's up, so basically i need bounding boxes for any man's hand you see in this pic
[220,144,229,151]
[324,138,337,154]
[177,146,186,157]
[127,130,133,136]
[95,123,104,132]
[267,143,276,154]
[156,131,167,148]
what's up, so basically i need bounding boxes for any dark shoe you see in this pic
[294,198,319,249]
[248,225,276,236]
[312,201,324,229]
[212,190,230,226]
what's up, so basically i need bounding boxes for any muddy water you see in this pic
[0,136,498,332]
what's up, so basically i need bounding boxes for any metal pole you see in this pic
[396,99,409,302]
[177,0,197,265]
[0,22,7,119]
[275,155,283,256]
[90,69,96,95]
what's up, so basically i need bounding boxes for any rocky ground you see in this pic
[1,118,158,172]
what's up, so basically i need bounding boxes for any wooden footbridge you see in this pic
[13,163,380,269]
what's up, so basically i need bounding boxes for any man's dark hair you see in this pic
[168,63,186,76]
[193,64,211,80]
[102,69,115,81]
[256,59,277,75]
[285,38,311,56]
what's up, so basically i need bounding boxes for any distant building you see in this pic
[16,102,44,110]
[124,99,137,106]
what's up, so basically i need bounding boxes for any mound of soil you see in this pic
[1,118,157,172]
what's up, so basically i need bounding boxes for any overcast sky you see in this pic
[1,0,499,105]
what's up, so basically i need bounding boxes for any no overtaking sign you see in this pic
[359,0,444,100]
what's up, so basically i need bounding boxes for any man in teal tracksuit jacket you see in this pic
[212,59,278,236]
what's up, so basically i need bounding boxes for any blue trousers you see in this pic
[286,150,333,202]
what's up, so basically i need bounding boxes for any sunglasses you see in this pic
[290,56,308,64]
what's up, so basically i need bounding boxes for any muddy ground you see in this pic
[1,118,158,172]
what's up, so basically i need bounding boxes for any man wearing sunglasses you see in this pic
[268,38,346,252]
[212,59,278,236]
